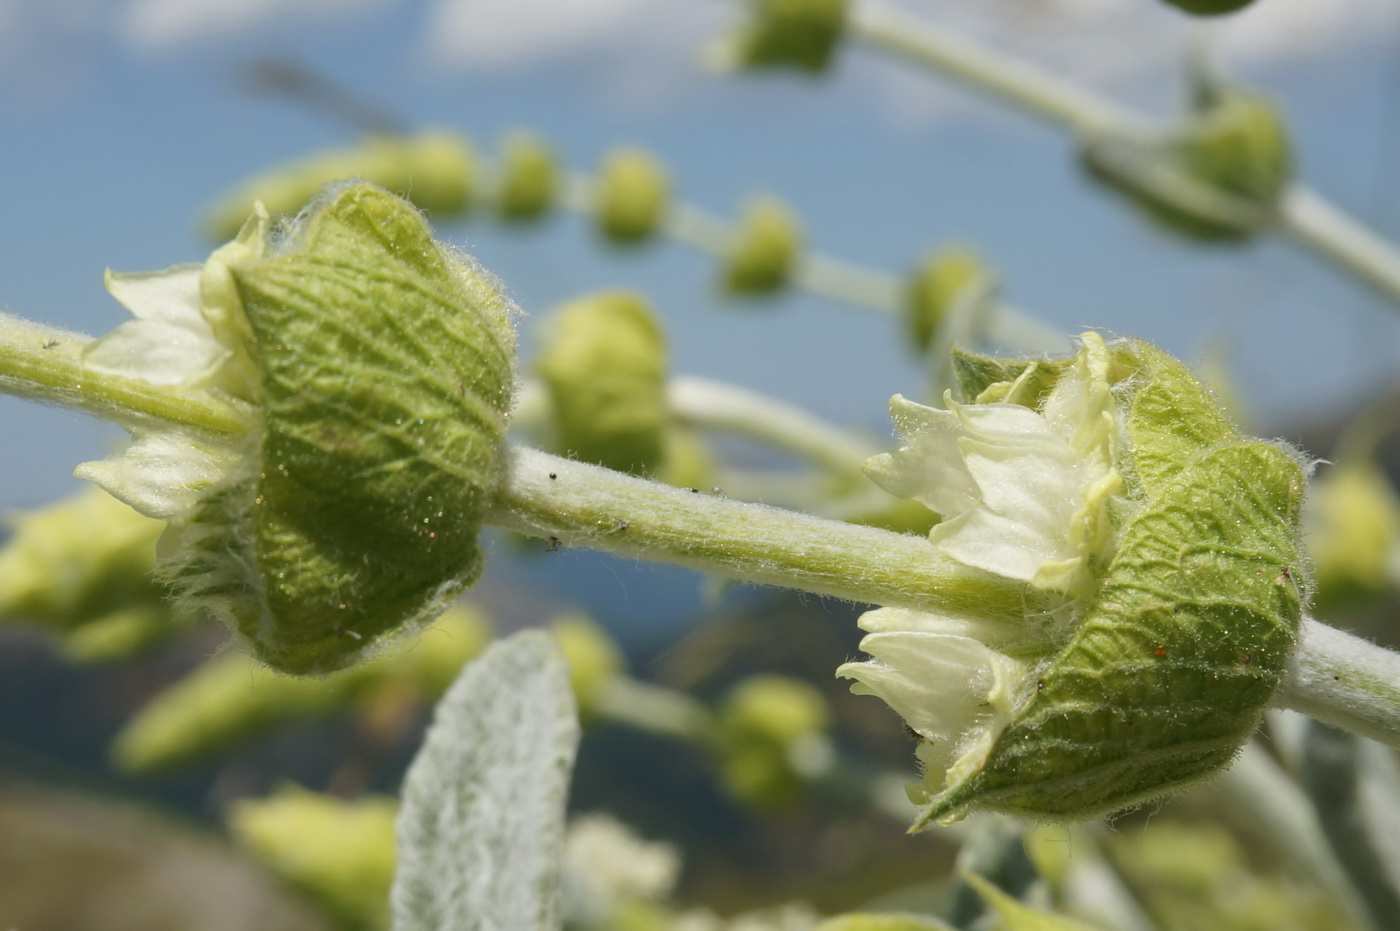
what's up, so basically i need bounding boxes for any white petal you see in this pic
[104,266,205,322]
[75,431,235,520]
[83,318,229,385]
[87,266,226,385]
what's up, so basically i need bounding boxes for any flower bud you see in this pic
[1081,86,1290,242]
[1305,457,1400,611]
[536,291,668,475]
[718,0,848,74]
[1162,0,1255,14]
[714,674,830,809]
[595,147,670,244]
[722,196,802,295]
[496,131,558,222]
[905,246,995,355]
[230,784,397,931]
[205,130,476,241]
[82,182,517,675]
[841,334,1308,825]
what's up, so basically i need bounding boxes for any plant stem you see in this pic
[853,0,1151,136]
[0,313,249,436]
[487,444,1040,626]
[849,0,1400,308]
[1276,619,1400,753]
[668,375,881,475]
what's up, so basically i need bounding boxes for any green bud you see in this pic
[205,130,476,241]
[906,247,995,354]
[715,674,829,808]
[722,196,802,295]
[1081,86,1291,242]
[1306,458,1400,610]
[229,784,397,931]
[721,0,849,74]
[496,131,558,221]
[0,486,167,634]
[536,291,668,475]
[549,612,626,717]
[841,335,1308,826]
[595,148,670,244]
[112,605,490,772]
[1162,0,1255,15]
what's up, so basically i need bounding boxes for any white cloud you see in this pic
[119,0,394,49]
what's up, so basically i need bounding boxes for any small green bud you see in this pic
[549,612,626,717]
[205,130,476,240]
[83,183,517,675]
[1081,86,1291,242]
[722,196,802,295]
[720,0,849,74]
[1306,457,1400,610]
[1162,0,1255,15]
[905,247,995,354]
[536,291,668,475]
[496,131,558,221]
[842,334,1308,826]
[229,784,397,931]
[714,674,830,809]
[0,486,167,635]
[595,148,670,244]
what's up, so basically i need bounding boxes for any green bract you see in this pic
[204,130,476,241]
[840,334,1307,825]
[595,147,670,244]
[80,182,517,675]
[1082,85,1290,242]
[1162,0,1255,15]
[722,196,802,295]
[721,0,849,73]
[536,291,668,475]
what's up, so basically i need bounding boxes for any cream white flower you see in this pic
[838,332,1127,802]
[74,211,268,520]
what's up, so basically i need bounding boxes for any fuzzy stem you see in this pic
[0,314,248,436]
[1274,619,1400,752]
[487,444,1039,625]
[668,375,881,474]
[848,1,1400,308]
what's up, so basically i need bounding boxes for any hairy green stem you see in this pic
[849,0,1400,307]
[0,313,249,436]
[487,444,1039,625]
[1277,619,1400,753]
[668,375,880,474]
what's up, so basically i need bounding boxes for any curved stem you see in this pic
[668,375,881,474]
[0,314,249,436]
[1274,619,1400,752]
[487,444,1039,625]
[852,0,1152,136]
[847,1,1400,309]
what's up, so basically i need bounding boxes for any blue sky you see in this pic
[3,0,1400,641]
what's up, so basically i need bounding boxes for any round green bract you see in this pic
[918,339,1306,825]
[189,183,515,675]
